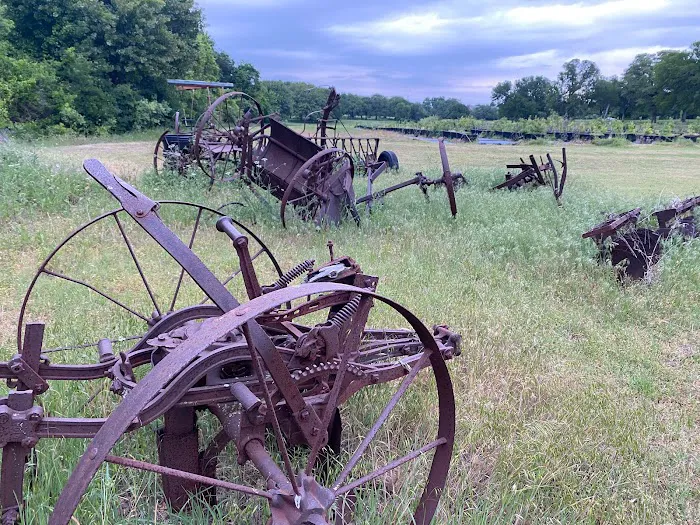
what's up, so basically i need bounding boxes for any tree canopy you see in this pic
[491,42,700,121]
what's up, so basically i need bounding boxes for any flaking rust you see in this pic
[1,160,460,525]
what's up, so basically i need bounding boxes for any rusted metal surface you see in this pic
[2,161,460,524]
[154,84,463,226]
[155,83,396,184]
[356,139,465,217]
[494,148,568,204]
[583,196,699,280]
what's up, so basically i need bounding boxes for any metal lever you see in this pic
[216,217,262,299]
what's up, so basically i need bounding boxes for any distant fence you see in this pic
[358,126,700,144]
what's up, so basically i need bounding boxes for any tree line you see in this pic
[0,0,478,134]
[3,0,697,133]
[492,42,700,121]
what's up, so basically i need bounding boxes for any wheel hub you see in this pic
[269,473,335,525]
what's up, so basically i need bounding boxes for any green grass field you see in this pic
[0,131,699,524]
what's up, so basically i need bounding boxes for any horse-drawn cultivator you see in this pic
[153,82,463,227]
[494,148,567,204]
[582,195,700,280]
[0,161,460,524]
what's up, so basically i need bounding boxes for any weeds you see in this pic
[0,136,699,523]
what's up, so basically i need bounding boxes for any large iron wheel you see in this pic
[193,92,265,184]
[16,202,284,365]
[280,148,357,228]
[48,283,456,525]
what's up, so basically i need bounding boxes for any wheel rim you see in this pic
[16,202,283,363]
[438,139,458,218]
[193,92,265,183]
[279,148,355,228]
[154,131,194,177]
[49,283,455,525]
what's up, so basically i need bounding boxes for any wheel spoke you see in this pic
[332,350,430,490]
[104,455,272,500]
[169,207,203,312]
[114,215,161,316]
[242,324,300,496]
[335,438,447,496]
[42,269,150,323]
[44,334,141,354]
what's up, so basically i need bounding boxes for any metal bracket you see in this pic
[6,356,48,394]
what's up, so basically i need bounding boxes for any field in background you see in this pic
[1,129,700,523]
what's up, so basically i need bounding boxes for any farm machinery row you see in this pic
[154,81,464,226]
[0,160,461,524]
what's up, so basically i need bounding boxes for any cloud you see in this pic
[200,0,700,104]
[327,0,670,54]
[504,0,668,27]
[497,45,687,76]
[246,49,332,61]
[198,0,297,6]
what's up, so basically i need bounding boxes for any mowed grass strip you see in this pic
[0,133,699,523]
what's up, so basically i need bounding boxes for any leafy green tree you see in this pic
[493,76,558,119]
[654,48,700,120]
[592,77,622,117]
[471,104,499,120]
[557,59,601,117]
[621,53,658,119]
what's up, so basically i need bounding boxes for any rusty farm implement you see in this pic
[494,148,568,204]
[153,82,462,226]
[582,195,700,280]
[0,160,460,524]
[153,82,397,184]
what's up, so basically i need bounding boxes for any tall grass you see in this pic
[0,139,699,523]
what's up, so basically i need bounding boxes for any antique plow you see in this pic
[494,148,567,204]
[582,195,699,280]
[279,138,465,227]
[0,160,460,524]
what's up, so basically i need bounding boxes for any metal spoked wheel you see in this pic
[153,130,195,177]
[280,148,356,228]
[16,202,283,365]
[48,284,455,525]
[193,92,266,184]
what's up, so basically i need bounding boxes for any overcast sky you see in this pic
[199,0,700,104]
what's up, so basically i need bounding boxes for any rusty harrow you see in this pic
[494,148,567,204]
[0,160,460,524]
[582,195,699,280]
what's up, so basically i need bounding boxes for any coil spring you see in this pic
[328,295,361,328]
[273,259,315,290]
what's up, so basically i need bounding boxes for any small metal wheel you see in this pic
[16,202,283,366]
[48,284,456,525]
[193,92,265,183]
[153,130,195,176]
[280,148,356,228]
